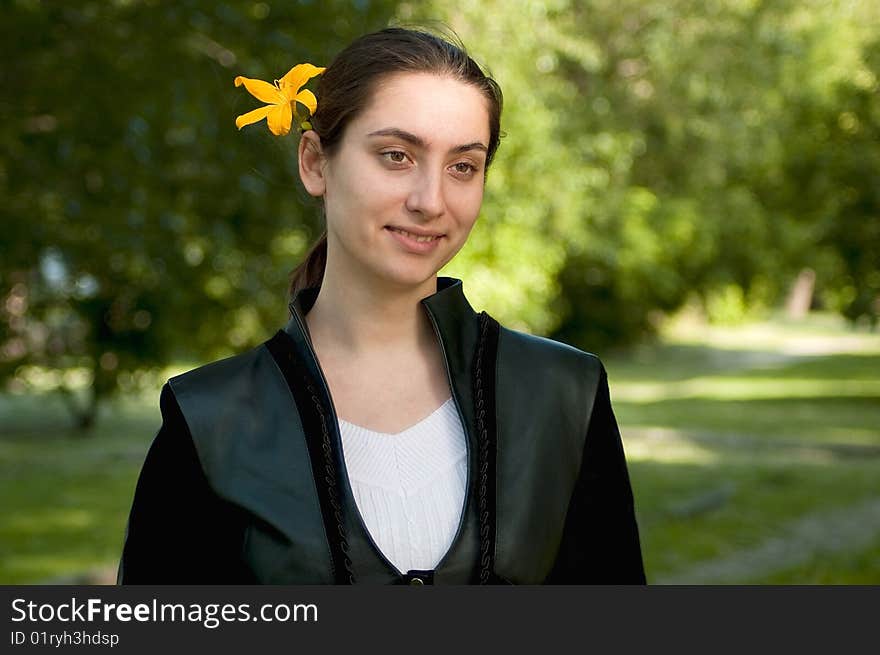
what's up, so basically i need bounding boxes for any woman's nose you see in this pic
[405,167,446,219]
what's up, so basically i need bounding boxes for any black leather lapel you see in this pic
[420,278,485,583]
[492,328,602,583]
[168,344,334,584]
[264,330,355,584]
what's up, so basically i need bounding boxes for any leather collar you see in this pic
[285,275,478,339]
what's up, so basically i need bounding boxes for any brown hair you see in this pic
[287,26,504,298]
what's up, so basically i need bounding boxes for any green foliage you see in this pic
[1,0,398,426]
[415,0,880,348]
[3,0,879,427]
[773,34,880,328]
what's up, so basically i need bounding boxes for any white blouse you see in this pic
[338,397,468,574]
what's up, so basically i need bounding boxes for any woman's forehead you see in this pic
[353,72,490,148]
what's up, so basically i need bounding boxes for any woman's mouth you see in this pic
[384,226,445,253]
[386,226,443,242]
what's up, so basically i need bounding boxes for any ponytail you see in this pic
[288,231,327,301]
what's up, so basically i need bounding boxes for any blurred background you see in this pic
[1,0,878,584]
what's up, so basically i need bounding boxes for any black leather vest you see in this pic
[159,276,640,584]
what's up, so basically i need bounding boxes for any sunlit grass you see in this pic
[615,396,878,443]
[660,310,880,353]
[0,394,154,584]
[614,377,880,403]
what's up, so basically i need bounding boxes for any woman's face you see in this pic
[310,72,490,290]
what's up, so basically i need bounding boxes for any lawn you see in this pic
[604,312,880,584]
[1,312,878,584]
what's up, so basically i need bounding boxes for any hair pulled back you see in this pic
[288,27,503,298]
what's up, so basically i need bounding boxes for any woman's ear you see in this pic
[298,130,326,197]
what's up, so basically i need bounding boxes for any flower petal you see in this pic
[234,76,283,104]
[279,63,326,94]
[295,89,318,116]
[266,101,292,136]
[235,105,271,130]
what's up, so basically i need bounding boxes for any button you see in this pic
[403,569,434,585]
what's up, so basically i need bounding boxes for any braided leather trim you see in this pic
[265,331,355,584]
[301,369,356,584]
[474,311,501,584]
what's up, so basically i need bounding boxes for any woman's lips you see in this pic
[384,226,444,254]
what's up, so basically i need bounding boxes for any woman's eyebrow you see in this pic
[366,127,487,155]
[451,142,488,155]
[367,127,425,147]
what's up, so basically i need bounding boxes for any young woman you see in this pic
[117,27,646,585]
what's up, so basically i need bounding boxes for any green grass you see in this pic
[0,393,158,584]
[1,312,878,584]
[603,311,880,584]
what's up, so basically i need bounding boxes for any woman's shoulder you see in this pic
[161,340,288,450]
[159,338,301,484]
[167,341,274,402]
[495,323,604,382]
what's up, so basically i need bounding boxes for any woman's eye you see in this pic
[382,151,407,164]
[452,162,478,176]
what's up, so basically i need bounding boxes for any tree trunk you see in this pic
[785,268,816,319]
[59,361,102,434]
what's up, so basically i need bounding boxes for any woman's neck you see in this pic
[304,266,439,357]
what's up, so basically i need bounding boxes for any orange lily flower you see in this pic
[234,63,325,136]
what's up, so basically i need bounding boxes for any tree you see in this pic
[1,0,398,429]
[416,0,880,348]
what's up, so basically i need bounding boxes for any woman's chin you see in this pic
[374,262,441,290]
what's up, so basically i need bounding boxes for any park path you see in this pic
[654,496,880,584]
[635,323,880,584]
